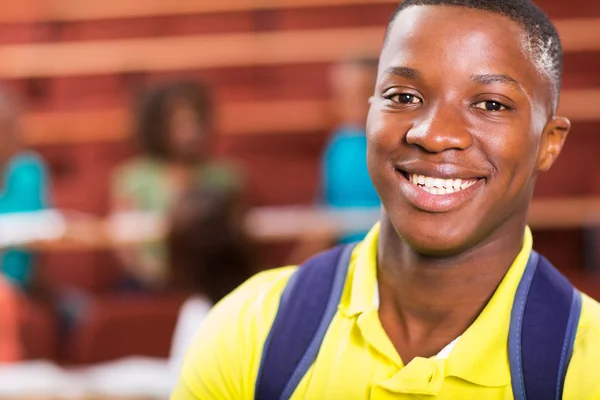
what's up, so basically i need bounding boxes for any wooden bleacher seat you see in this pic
[0,0,400,23]
[65,293,186,364]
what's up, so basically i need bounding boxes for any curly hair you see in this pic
[132,80,214,159]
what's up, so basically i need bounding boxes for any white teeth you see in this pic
[407,173,478,195]
[462,181,475,189]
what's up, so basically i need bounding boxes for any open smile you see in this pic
[405,173,479,195]
[395,169,485,212]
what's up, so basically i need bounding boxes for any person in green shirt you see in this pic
[111,80,243,290]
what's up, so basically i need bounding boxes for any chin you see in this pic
[387,212,484,258]
[402,233,473,257]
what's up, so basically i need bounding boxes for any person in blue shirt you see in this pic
[322,57,380,242]
[0,90,50,290]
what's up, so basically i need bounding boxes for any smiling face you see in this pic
[168,98,211,164]
[367,5,570,256]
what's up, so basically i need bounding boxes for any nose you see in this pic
[405,102,473,153]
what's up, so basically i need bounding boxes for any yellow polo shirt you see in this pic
[173,225,600,399]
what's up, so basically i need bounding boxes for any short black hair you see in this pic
[133,79,213,159]
[385,0,562,106]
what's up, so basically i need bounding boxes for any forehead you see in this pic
[381,6,549,100]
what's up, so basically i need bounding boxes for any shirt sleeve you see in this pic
[171,267,295,400]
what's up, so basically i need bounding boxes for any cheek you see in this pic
[366,109,411,157]
[367,111,398,180]
[477,123,539,196]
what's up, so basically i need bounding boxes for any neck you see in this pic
[376,213,527,361]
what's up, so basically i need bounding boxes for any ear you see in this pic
[536,116,570,172]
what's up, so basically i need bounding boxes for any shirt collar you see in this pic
[339,223,533,387]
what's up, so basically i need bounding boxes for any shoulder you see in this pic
[564,293,600,398]
[202,266,296,333]
[176,267,296,399]
[204,159,243,179]
[4,152,48,190]
[578,293,600,336]
[201,159,245,192]
[325,129,350,151]
[8,152,47,173]
[113,157,157,178]
[12,151,45,166]
[323,128,366,162]
[111,157,161,191]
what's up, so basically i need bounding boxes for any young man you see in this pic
[173,1,600,399]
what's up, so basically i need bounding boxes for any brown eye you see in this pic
[388,93,422,104]
[474,100,509,111]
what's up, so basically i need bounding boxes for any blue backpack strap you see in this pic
[255,243,356,400]
[509,250,582,400]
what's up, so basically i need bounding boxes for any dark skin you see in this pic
[367,6,571,364]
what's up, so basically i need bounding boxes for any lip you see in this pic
[393,160,488,181]
[395,169,485,213]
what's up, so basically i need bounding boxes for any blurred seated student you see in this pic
[111,80,243,290]
[77,189,254,396]
[0,88,50,290]
[167,188,255,377]
[321,58,380,242]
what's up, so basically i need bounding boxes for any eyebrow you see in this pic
[382,66,421,80]
[470,74,525,93]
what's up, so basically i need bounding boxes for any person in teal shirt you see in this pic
[0,90,50,290]
[322,58,380,242]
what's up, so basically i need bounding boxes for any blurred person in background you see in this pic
[0,88,50,291]
[321,57,380,243]
[77,188,254,396]
[167,188,255,378]
[111,80,244,291]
